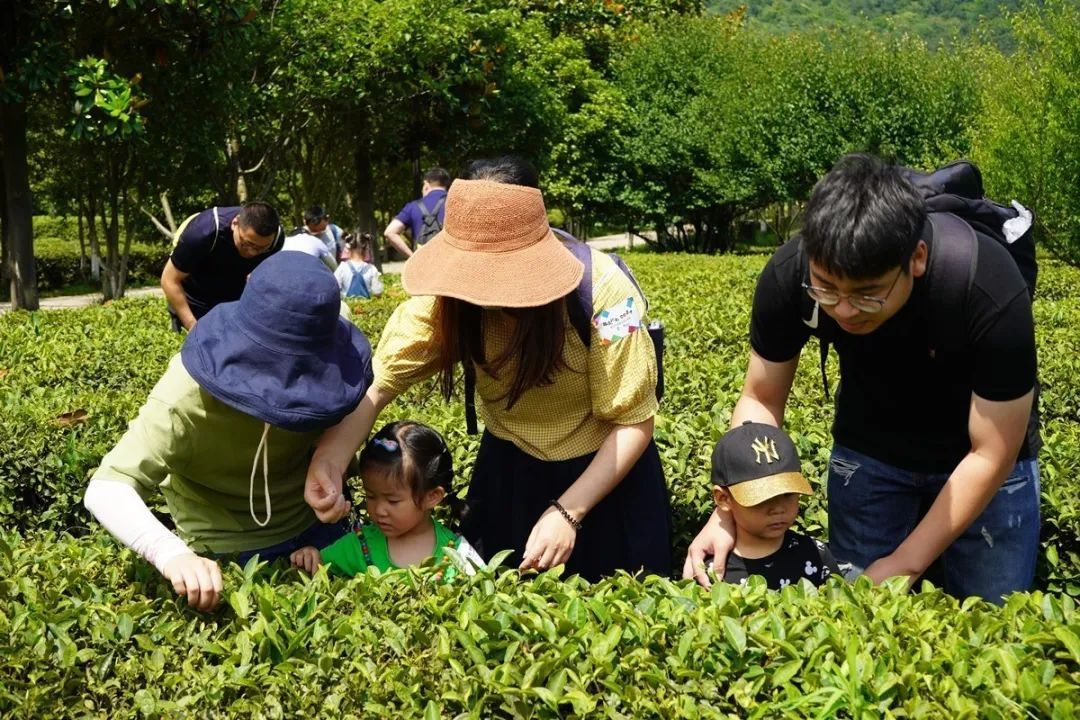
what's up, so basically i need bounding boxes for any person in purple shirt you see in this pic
[383,167,451,258]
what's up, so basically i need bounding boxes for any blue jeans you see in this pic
[221,519,350,566]
[826,444,1040,604]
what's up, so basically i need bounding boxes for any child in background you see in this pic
[710,421,839,589]
[290,421,483,579]
[334,232,383,299]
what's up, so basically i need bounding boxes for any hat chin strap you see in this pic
[249,423,272,528]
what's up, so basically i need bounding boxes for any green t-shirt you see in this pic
[91,354,323,554]
[320,518,481,580]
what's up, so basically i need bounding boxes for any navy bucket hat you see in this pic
[181,252,373,432]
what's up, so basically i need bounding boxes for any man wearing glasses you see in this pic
[161,201,284,332]
[684,154,1039,603]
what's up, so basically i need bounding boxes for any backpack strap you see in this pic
[794,240,834,399]
[925,212,978,357]
[554,230,594,348]
[464,362,478,435]
[211,207,220,253]
[420,195,445,221]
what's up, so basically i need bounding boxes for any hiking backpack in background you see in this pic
[805,159,1037,397]
[464,230,665,435]
[416,196,446,247]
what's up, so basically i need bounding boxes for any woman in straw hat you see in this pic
[305,157,671,581]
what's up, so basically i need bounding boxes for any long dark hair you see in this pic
[359,421,469,527]
[436,297,568,410]
[436,154,568,409]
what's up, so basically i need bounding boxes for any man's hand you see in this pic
[162,553,223,612]
[862,553,918,589]
[290,546,322,575]
[682,508,736,589]
[519,506,577,572]
[304,458,351,523]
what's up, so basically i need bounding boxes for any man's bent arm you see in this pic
[730,350,799,428]
[161,259,196,330]
[865,389,1034,583]
[383,219,413,258]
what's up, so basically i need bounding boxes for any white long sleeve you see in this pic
[84,480,194,574]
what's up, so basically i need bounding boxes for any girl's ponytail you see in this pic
[443,485,471,531]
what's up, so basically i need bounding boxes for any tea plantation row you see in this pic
[1,252,1077,592]
[1,531,1078,719]
[0,252,1078,717]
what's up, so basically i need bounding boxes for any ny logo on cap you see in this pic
[751,437,780,464]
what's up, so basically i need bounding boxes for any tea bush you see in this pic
[0,531,1078,719]
[0,253,1078,595]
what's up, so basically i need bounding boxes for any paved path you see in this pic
[0,233,646,314]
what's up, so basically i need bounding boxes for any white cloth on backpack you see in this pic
[1004,201,1033,244]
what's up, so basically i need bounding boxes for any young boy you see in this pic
[710,421,838,589]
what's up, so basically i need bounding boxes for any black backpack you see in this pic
[805,160,1036,397]
[464,231,664,435]
[416,196,446,247]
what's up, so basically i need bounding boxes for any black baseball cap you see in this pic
[711,421,812,506]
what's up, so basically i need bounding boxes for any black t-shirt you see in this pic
[170,207,281,318]
[750,223,1038,473]
[722,531,840,589]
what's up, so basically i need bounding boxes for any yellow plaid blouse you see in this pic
[373,249,658,461]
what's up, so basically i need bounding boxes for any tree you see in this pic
[608,15,978,252]
[0,0,256,306]
[972,0,1080,265]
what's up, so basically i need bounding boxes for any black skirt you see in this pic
[461,431,672,582]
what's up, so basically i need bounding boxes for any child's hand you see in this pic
[290,546,322,575]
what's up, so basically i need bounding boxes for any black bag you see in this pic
[902,160,1036,356]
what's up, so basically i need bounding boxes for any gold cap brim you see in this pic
[727,471,812,507]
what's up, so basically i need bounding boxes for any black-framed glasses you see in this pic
[802,267,904,314]
[239,239,275,255]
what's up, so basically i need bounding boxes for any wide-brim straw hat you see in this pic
[181,252,374,432]
[402,179,584,307]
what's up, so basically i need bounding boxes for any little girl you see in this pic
[334,232,384,298]
[291,421,483,578]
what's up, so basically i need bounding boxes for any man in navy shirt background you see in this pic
[161,201,283,332]
[382,167,450,259]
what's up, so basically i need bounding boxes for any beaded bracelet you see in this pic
[549,499,583,532]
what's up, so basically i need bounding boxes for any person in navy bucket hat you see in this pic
[83,252,373,612]
[182,252,372,431]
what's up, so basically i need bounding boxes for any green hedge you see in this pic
[24,217,169,293]
[0,531,1078,719]
[0,255,1077,594]
[33,238,170,293]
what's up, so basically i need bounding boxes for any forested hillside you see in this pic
[707,0,1037,48]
